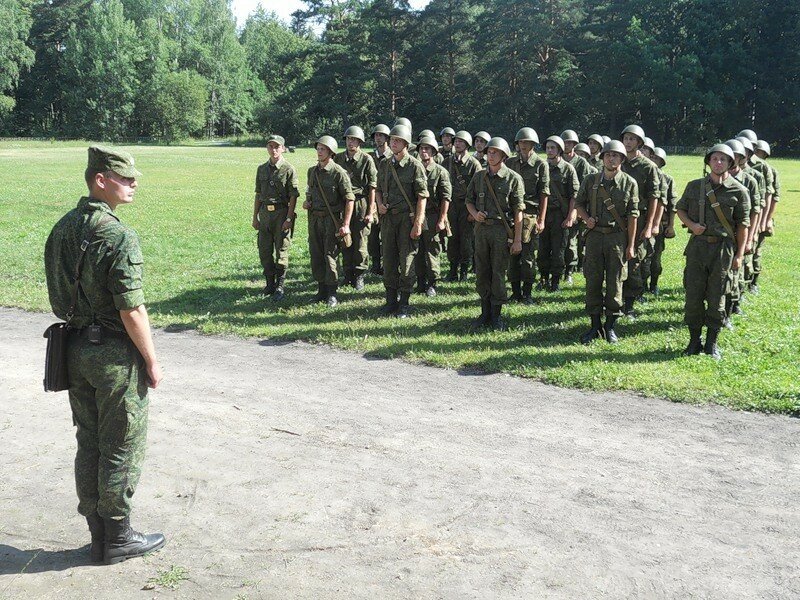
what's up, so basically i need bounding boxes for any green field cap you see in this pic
[88,145,141,178]
[266,134,286,146]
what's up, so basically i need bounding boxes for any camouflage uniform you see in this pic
[335,148,378,284]
[254,157,299,288]
[727,169,760,317]
[444,152,483,279]
[414,161,452,291]
[538,159,579,286]
[45,197,149,519]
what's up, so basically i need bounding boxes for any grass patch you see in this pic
[1,141,798,414]
[146,565,190,590]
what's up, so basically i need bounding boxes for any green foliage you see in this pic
[147,70,208,141]
[0,0,35,124]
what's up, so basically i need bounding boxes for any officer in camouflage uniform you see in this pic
[368,124,392,276]
[304,135,355,308]
[538,135,579,292]
[506,127,549,304]
[440,127,456,160]
[444,130,483,282]
[466,137,524,330]
[44,146,165,565]
[561,130,597,284]
[575,140,639,344]
[473,131,491,168]
[414,135,452,296]
[677,144,750,360]
[586,134,604,170]
[252,134,299,301]
[619,125,661,316]
[649,147,677,296]
[376,124,429,318]
[335,126,378,291]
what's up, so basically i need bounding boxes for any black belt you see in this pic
[389,207,413,215]
[593,225,620,234]
[695,234,725,243]
[311,209,340,217]
[70,325,129,340]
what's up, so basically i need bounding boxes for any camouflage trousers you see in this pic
[368,216,382,267]
[537,209,569,277]
[474,220,511,306]
[564,222,582,274]
[683,237,734,330]
[752,231,767,275]
[651,229,667,283]
[583,228,628,317]
[508,213,538,284]
[257,204,291,278]
[67,331,149,519]
[342,197,372,276]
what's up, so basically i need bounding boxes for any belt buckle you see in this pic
[266,204,276,212]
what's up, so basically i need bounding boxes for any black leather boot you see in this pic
[623,297,637,318]
[381,288,398,315]
[272,270,286,301]
[564,267,573,285]
[550,274,561,292]
[371,257,383,276]
[683,327,703,356]
[416,275,427,294]
[396,291,411,318]
[459,264,469,282]
[704,327,722,360]
[521,282,535,305]
[604,315,619,343]
[649,274,660,295]
[86,512,105,563]
[489,304,505,331]
[262,273,276,296]
[580,315,603,344]
[312,282,327,302]
[509,281,522,302]
[326,284,338,308]
[103,517,165,565]
[472,298,491,329]
[536,274,548,291]
[446,264,458,282]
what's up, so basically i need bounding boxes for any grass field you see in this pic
[1,140,798,414]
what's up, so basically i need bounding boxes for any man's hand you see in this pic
[302,200,311,210]
[732,255,743,271]
[639,225,653,240]
[436,218,447,232]
[282,217,292,232]
[585,216,597,230]
[473,211,487,223]
[378,203,388,215]
[146,361,163,389]
[410,221,422,239]
[690,222,707,236]
[363,213,374,225]
[252,216,259,230]
[338,224,351,238]
[535,217,545,233]
[625,245,635,261]
[561,216,574,228]
[511,240,522,255]
[652,223,660,236]
[664,224,675,238]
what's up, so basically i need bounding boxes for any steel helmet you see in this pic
[515,127,540,144]
[653,147,667,166]
[754,140,771,156]
[737,129,757,143]
[704,143,736,166]
[642,137,655,151]
[620,124,646,147]
[599,140,627,161]
[394,117,412,130]
[724,138,746,158]
[575,143,590,155]
[560,129,579,143]
[316,135,338,155]
[440,127,456,138]
[417,129,435,140]
[454,130,473,148]
[587,133,605,147]
[546,135,565,153]
[416,135,439,154]
[389,124,412,145]
[371,124,390,138]
[602,136,611,145]
[487,136,512,158]
[474,131,491,144]
[343,126,366,143]
[735,136,754,153]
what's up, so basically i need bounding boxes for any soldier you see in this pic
[44,145,165,564]
[252,135,299,302]
[574,140,639,344]
[602,136,612,145]
[375,124,429,318]
[444,130,483,282]
[586,134,605,170]
[538,135,579,292]
[304,136,355,308]
[574,143,592,161]
[754,140,779,240]
[506,127,549,304]
[368,124,392,276]
[649,147,677,296]
[440,127,456,160]
[466,137,524,330]
[413,130,444,165]
[561,130,597,285]
[742,134,777,294]
[676,144,749,360]
[414,135,452,296]
[335,126,378,291]
[473,131,491,168]
[619,124,660,316]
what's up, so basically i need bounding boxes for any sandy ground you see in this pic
[0,307,798,599]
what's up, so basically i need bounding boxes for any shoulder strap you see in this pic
[707,187,736,238]
[596,182,628,232]
[67,214,114,324]
[699,179,706,226]
[482,172,514,240]
[390,161,415,213]
[590,172,601,218]
[314,169,343,229]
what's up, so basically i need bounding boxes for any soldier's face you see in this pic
[346,136,362,152]
[374,133,388,146]
[708,152,732,175]
[474,138,487,152]
[442,134,454,147]
[564,141,577,153]
[517,141,534,154]
[588,140,601,154]
[419,144,435,161]
[576,150,590,159]
[546,142,560,159]
[622,133,640,153]
[755,149,768,160]
[486,147,505,167]
[454,138,468,153]
[99,171,137,206]
[641,147,653,159]
[602,152,624,170]
[389,136,407,154]
[316,145,333,162]
[267,141,284,160]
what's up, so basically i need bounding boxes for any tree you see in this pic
[145,70,208,140]
[0,0,35,126]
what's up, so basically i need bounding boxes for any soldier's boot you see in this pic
[580,315,604,345]
[550,274,561,293]
[472,298,491,329]
[262,273,276,296]
[458,264,469,282]
[416,274,427,294]
[749,273,760,295]
[343,269,354,287]
[604,315,619,344]
[509,281,522,302]
[354,271,366,292]
[86,512,105,563]
[381,288,398,315]
[704,327,722,360]
[564,267,573,286]
[521,282,535,305]
[371,257,383,276]
[683,327,704,356]
[103,517,165,565]
[425,281,437,297]
[649,275,660,296]
[536,274,548,291]
[272,270,286,302]
[446,264,458,282]
[489,304,505,331]
[326,284,338,308]
[623,297,637,319]
[641,276,650,295]
[312,283,327,303]
[731,300,743,316]
[396,291,411,319]
[723,297,734,330]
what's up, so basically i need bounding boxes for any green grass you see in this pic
[1,140,798,414]
[146,565,190,590]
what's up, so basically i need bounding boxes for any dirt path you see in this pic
[1,307,798,599]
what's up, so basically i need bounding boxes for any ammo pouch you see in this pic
[43,322,70,392]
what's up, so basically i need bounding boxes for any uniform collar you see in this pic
[707,174,738,189]
[487,162,509,178]
[345,149,363,162]
[317,160,336,173]
[80,196,120,220]
[602,170,625,185]
[392,152,411,167]
[269,157,286,169]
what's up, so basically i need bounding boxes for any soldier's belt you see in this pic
[262,201,287,211]
[593,225,620,234]
[389,207,413,216]
[694,234,723,243]
[524,208,539,215]
[71,325,129,341]
[311,209,338,217]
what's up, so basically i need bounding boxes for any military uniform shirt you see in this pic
[661,172,678,216]
[306,160,355,212]
[444,153,483,202]
[567,153,597,184]
[466,163,525,220]
[45,197,144,331]
[676,176,751,238]
[255,157,300,205]
[378,153,429,210]
[547,159,580,212]
[334,149,378,197]
[743,166,766,211]
[587,155,603,171]
[425,162,452,212]
[505,152,550,213]
[732,170,761,215]
[370,147,392,165]
[748,155,775,196]
[576,171,640,228]
[622,153,661,211]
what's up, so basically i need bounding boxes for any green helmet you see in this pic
[454,130,473,148]
[755,140,771,156]
[474,131,491,144]
[643,137,655,151]
[389,124,412,145]
[417,129,435,140]
[599,140,627,161]
[316,135,338,155]
[575,143,590,155]
[724,138,746,158]
[704,143,736,166]
[515,127,539,144]
[653,147,667,166]
[546,135,565,153]
[416,135,439,154]
[602,136,611,145]
[343,126,365,143]
[735,136,754,153]
[587,134,605,147]
[487,136,512,158]
[560,129,579,143]
[737,129,757,143]
[620,124,646,147]
[440,127,456,138]
[394,117,412,130]
[371,124,390,138]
